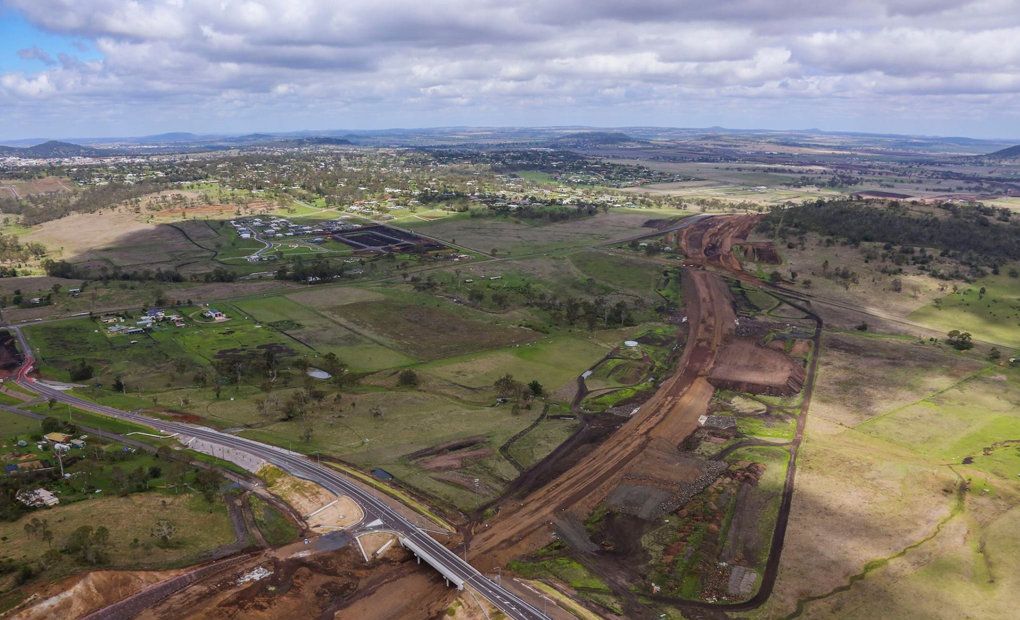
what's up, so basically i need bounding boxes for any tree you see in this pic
[494,374,525,401]
[150,519,177,547]
[113,376,126,393]
[64,525,111,565]
[194,469,221,504]
[41,416,63,434]
[946,330,974,351]
[989,347,1002,361]
[69,359,94,381]
[527,380,544,397]
[301,425,314,444]
[397,369,419,387]
[24,517,52,546]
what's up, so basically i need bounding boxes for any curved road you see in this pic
[8,327,549,620]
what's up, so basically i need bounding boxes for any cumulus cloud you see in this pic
[2,0,1020,136]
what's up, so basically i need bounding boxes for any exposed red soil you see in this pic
[467,268,735,569]
[461,215,805,576]
[709,339,805,396]
[11,569,185,620]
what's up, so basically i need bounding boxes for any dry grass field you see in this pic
[746,332,1020,619]
[0,493,235,570]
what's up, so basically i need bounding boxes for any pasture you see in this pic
[234,293,412,372]
[0,493,234,571]
[755,330,1020,620]
[411,210,665,256]
[909,270,1020,348]
[304,288,541,361]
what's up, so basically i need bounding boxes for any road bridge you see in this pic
[400,536,465,590]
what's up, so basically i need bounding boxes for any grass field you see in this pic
[0,492,234,571]
[748,330,1020,620]
[309,289,541,361]
[234,292,412,371]
[856,368,1020,478]
[0,409,41,436]
[412,211,663,256]
[421,333,611,395]
[24,306,306,391]
[241,387,541,510]
[248,495,300,546]
[568,250,665,297]
[505,416,579,469]
[909,270,1020,348]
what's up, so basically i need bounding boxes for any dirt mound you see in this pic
[12,569,183,620]
[134,548,432,620]
[709,339,805,396]
[257,465,363,532]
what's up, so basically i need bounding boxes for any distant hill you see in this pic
[138,132,202,143]
[0,140,101,158]
[273,136,354,147]
[547,131,640,148]
[983,144,1020,160]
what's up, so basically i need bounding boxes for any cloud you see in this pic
[3,0,1020,137]
[16,46,55,65]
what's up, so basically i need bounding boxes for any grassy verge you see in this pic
[321,461,455,531]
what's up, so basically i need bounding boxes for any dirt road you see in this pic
[469,268,737,568]
[468,213,805,581]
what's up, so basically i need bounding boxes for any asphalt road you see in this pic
[8,326,549,620]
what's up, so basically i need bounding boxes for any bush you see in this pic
[397,369,419,387]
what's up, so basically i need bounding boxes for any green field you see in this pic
[0,492,234,571]
[23,306,313,388]
[856,368,1020,478]
[569,250,665,297]
[421,333,611,395]
[0,409,40,436]
[234,293,412,371]
[248,495,300,546]
[308,288,542,361]
[909,271,1020,348]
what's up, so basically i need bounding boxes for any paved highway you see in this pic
[7,326,549,620]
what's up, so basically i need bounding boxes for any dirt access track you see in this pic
[467,213,799,569]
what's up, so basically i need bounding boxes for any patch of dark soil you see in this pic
[268,320,302,330]
[215,343,296,360]
[256,343,296,356]
[502,414,626,501]
[161,409,203,423]
[643,218,681,229]
[635,331,673,347]
[0,329,23,371]
[219,548,367,614]
[591,512,652,565]
[404,435,486,460]
[745,243,781,264]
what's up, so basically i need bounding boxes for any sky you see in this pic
[1,0,1020,141]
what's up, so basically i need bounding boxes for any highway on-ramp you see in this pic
[7,326,549,620]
